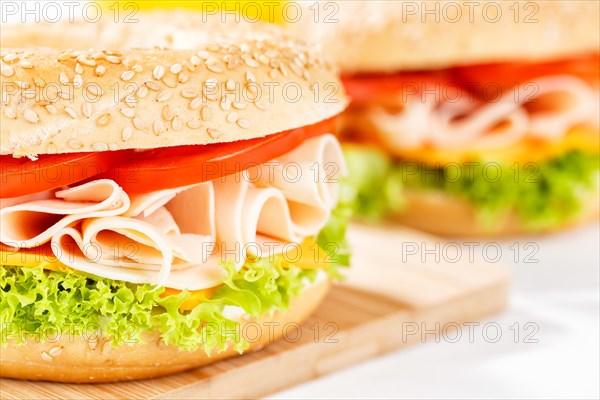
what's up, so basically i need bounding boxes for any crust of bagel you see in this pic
[0,26,346,156]
[287,0,600,73]
[0,277,330,383]
[394,188,600,237]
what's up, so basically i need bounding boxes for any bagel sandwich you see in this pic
[0,27,350,382]
[288,0,600,236]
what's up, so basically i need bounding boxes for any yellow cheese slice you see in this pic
[394,126,599,165]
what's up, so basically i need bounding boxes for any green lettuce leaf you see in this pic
[342,147,599,230]
[405,151,600,230]
[340,145,404,220]
[1,208,350,353]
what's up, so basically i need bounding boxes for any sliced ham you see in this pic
[367,75,599,151]
[0,135,346,290]
[0,180,129,247]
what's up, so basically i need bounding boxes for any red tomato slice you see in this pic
[0,152,124,199]
[101,117,337,193]
[342,71,453,106]
[453,53,600,92]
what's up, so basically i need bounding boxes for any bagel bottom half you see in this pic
[0,278,330,383]
[394,188,600,237]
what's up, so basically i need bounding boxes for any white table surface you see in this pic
[269,222,600,399]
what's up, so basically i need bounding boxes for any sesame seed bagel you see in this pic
[287,0,600,73]
[0,29,346,156]
[0,276,330,383]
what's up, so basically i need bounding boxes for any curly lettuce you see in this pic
[342,147,599,230]
[0,208,350,353]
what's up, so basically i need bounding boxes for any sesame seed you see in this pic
[226,112,238,124]
[153,65,165,80]
[120,107,135,118]
[82,102,93,118]
[59,72,69,85]
[75,63,84,74]
[23,109,39,124]
[73,74,83,88]
[237,119,250,129]
[190,55,201,65]
[170,63,182,74]
[178,71,189,83]
[57,52,70,62]
[153,120,166,136]
[279,64,289,77]
[145,81,161,91]
[220,97,231,111]
[41,352,53,361]
[4,107,16,119]
[19,60,33,69]
[207,128,222,139]
[162,105,175,121]
[201,105,211,121]
[3,53,17,63]
[45,104,58,115]
[136,86,148,99]
[64,106,77,119]
[2,63,15,77]
[227,57,239,70]
[225,79,236,91]
[268,69,278,80]
[105,55,122,64]
[197,51,210,60]
[92,142,109,151]
[245,58,260,68]
[171,116,182,131]
[161,75,177,88]
[94,65,106,76]
[78,57,96,67]
[232,101,247,110]
[190,97,203,110]
[68,139,83,149]
[245,71,256,83]
[133,117,145,130]
[121,127,133,141]
[187,120,202,129]
[109,142,120,151]
[132,64,143,73]
[255,100,268,110]
[48,346,63,357]
[289,63,302,77]
[86,84,103,97]
[121,70,135,82]
[206,63,224,74]
[181,88,199,99]
[96,113,111,127]
[156,90,171,102]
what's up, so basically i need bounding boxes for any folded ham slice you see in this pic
[0,180,129,248]
[0,135,345,290]
[367,75,599,151]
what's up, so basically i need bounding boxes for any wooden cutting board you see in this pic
[0,224,509,400]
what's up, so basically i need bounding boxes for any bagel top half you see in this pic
[0,26,347,156]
